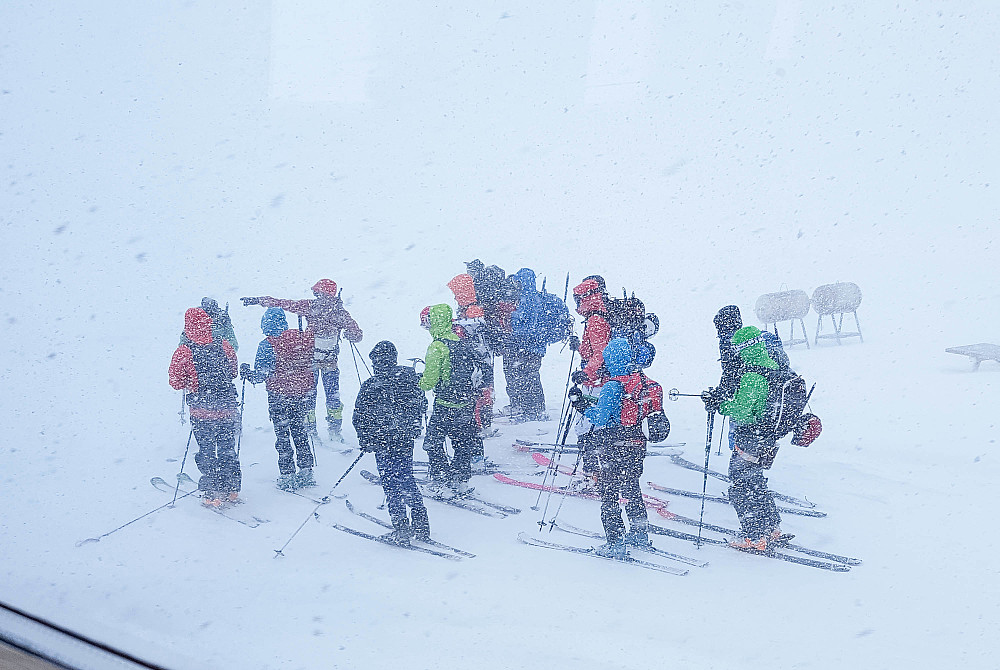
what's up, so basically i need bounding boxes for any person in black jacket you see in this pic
[353,341,430,545]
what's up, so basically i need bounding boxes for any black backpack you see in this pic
[435,338,487,405]
[763,368,813,439]
[606,291,659,368]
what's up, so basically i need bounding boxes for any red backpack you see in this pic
[612,371,670,443]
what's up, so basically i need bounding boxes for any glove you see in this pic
[571,370,589,385]
[239,363,252,380]
[240,296,260,307]
[574,415,594,437]
[701,387,722,414]
[567,335,580,352]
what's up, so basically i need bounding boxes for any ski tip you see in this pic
[75,537,99,547]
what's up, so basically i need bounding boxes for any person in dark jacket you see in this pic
[169,308,242,506]
[240,308,317,491]
[503,268,548,422]
[353,341,430,545]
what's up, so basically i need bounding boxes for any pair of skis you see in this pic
[150,476,270,528]
[359,470,520,517]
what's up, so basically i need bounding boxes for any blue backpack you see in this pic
[537,279,573,346]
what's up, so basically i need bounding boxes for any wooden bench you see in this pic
[945,343,1000,371]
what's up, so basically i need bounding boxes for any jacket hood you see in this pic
[312,278,338,296]
[447,274,478,308]
[603,337,633,377]
[369,340,398,373]
[714,305,743,339]
[428,304,458,340]
[513,268,537,300]
[261,307,289,337]
[573,278,605,316]
[184,308,213,345]
[732,326,778,369]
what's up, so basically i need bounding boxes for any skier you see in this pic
[574,337,651,558]
[703,325,784,551]
[353,340,430,546]
[179,297,239,352]
[567,276,611,480]
[240,307,317,491]
[503,268,549,422]
[465,260,517,356]
[168,307,242,506]
[241,279,362,442]
[418,303,484,496]
[453,313,496,471]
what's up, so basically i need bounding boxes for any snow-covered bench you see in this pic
[945,343,1000,371]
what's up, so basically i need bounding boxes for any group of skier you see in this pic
[167,266,820,554]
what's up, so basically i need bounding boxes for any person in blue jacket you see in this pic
[574,337,649,559]
[503,268,548,422]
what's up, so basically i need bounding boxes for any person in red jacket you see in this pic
[240,307,318,490]
[567,276,611,481]
[169,308,242,506]
[242,279,362,442]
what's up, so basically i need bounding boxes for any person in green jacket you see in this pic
[419,304,483,496]
[711,325,784,552]
[179,298,239,352]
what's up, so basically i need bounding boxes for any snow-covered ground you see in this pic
[2,2,998,668]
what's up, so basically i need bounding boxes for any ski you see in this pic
[550,521,709,567]
[492,473,673,518]
[344,500,476,558]
[515,438,685,451]
[666,454,817,509]
[645,523,850,572]
[327,522,462,561]
[150,477,269,527]
[516,532,688,576]
[513,440,683,457]
[645,482,828,518]
[360,470,507,518]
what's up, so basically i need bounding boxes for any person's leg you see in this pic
[322,367,343,437]
[448,406,477,486]
[214,417,241,497]
[422,406,452,484]
[191,418,220,496]
[521,352,545,419]
[268,392,296,479]
[621,445,648,527]
[288,395,315,471]
[376,449,407,533]
[597,442,626,544]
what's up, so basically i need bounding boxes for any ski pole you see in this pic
[350,340,372,378]
[76,489,200,546]
[716,415,727,457]
[531,405,573,515]
[348,336,364,386]
[535,406,577,529]
[236,377,247,458]
[667,388,703,401]
[172,428,194,506]
[274,451,367,558]
[178,391,186,424]
[696,410,715,548]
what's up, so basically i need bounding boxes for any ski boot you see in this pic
[623,522,653,549]
[276,474,297,491]
[729,536,768,552]
[295,467,317,488]
[593,539,628,559]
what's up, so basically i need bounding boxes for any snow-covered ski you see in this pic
[344,500,476,558]
[492,473,674,518]
[515,438,686,450]
[513,440,683,457]
[516,532,688,576]
[645,481,828,518]
[550,520,709,567]
[665,454,817,509]
[645,523,851,572]
[360,470,507,518]
[327,521,461,561]
[150,476,270,528]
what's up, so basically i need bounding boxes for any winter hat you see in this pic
[312,279,338,296]
[714,305,742,339]
[731,326,778,369]
[369,340,398,373]
[184,308,213,345]
[261,307,289,337]
[573,278,606,316]
[419,306,431,330]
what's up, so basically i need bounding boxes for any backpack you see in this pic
[536,279,573,346]
[435,338,487,405]
[614,371,670,443]
[606,292,659,369]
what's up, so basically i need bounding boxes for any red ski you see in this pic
[491,473,674,519]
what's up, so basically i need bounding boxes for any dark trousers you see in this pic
[191,417,242,495]
[727,431,781,541]
[375,439,430,536]
[597,440,647,543]
[423,403,478,484]
[503,349,545,418]
[577,429,600,475]
[310,366,343,433]
[268,392,315,475]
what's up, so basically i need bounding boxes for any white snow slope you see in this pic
[2,2,998,669]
